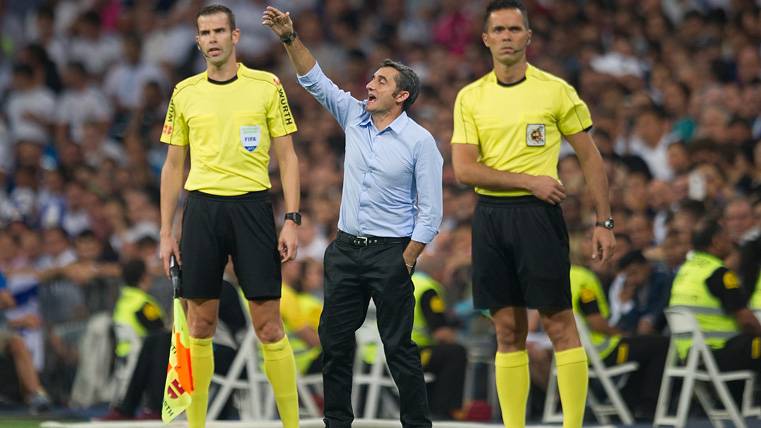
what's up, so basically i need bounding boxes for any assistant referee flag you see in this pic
[162,257,194,423]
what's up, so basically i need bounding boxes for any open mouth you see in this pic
[368,94,377,103]
[208,48,222,55]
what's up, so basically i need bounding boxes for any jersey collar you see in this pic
[358,110,410,134]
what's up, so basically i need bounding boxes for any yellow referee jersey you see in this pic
[451,64,592,197]
[161,64,297,196]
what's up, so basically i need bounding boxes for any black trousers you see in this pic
[421,343,467,418]
[602,335,669,415]
[319,234,431,428]
[712,333,761,403]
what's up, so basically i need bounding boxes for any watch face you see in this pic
[286,212,301,225]
[604,218,614,229]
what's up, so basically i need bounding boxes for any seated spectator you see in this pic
[0,328,51,413]
[570,263,669,420]
[608,250,673,335]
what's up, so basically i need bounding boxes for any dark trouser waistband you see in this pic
[188,189,269,201]
[477,194,549,206]
[336,230,408,247]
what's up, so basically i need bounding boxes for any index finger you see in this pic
[265,5,285,16]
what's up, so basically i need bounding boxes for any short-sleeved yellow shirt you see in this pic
[451,64,592,197]
[161,64,297,196]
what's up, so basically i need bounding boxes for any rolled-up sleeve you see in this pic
[411,136,444,244]
[297,63,360,129]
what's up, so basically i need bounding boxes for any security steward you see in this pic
[669,219,761,394]
[112,259,165,359]
[411,271,467,420]
[570,263,668,420]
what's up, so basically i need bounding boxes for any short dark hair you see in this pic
[618,250,648,270]
[122,259,146,286]
[692,218,722,252]
[196,4,236,32]
[378,59,420,112]
[484,0,529,31]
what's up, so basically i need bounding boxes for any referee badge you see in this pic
[240,125,261,152]
[526,124,546,147]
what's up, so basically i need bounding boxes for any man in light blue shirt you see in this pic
[264,6,442,428]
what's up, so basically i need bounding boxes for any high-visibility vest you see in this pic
[669,251,738,358]
[570,265,620,359]
[112,286,164,357]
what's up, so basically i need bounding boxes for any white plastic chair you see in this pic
[207,292,324,420]
[542,314,638,425]
[110,323,143,405]
[654,307,761,428]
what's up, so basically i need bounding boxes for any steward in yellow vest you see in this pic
[668,219,761,390]
[570,264,668,420]
[411,272,467,420]
[112,259,166,358]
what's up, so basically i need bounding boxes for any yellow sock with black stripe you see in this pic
[188,337,214,428]
[495,350,529,428]
[555,346,588,428]
[262,335,299,428]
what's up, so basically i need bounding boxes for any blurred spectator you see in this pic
[56,62,111,144]
[0,328,51,413]
[5,62,55,146]
[608,250,673,335]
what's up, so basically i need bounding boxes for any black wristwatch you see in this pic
[284,212,301,225]
[595,217,615,230]
[280,31,298,45]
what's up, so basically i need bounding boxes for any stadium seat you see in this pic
[542,314,638,425]
[207,292,323,421]
[654,307,760,428]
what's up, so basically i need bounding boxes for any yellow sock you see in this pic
[188,337,214,428]
[262,335,299,428]
[495,350,529,428]
[555,346,588,428]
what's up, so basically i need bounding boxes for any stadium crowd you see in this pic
[0,0,760,422]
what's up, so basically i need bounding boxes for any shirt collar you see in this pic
[358,109,411,134]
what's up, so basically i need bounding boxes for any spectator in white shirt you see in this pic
[617,107,676,181]
[5,63,56,145]
[56,62,111,144]
[103,34,166,112]
[67,10,121,76]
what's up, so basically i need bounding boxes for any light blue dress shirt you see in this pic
[298,63,443,243]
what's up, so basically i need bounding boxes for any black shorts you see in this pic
[179,190,281,301]
[471,195,571,311]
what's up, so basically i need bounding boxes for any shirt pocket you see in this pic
[233,111,267,154]
[188,114,218,160]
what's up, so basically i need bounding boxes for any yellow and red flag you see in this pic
[162,298,194,423]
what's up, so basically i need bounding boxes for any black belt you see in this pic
[336,230,407,247]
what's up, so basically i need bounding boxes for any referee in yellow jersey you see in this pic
[159,5,301,428]
[451,2,615,427]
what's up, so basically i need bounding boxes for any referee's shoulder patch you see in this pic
[580,288,597,303]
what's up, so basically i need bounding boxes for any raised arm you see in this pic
[262,6,359,128]
[262,6,314,75]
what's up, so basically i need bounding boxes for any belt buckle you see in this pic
[353,236,369,247]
